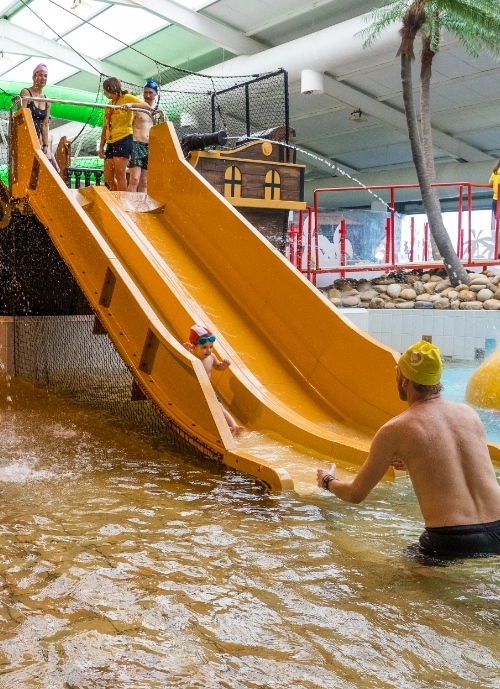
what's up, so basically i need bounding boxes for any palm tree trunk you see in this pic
[401,52,469,285]
[420,35,441,260]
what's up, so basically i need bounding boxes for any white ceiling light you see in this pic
[71,0,91,9]
[301,69,324,95]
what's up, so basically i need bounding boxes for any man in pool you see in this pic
[317,340,500,558]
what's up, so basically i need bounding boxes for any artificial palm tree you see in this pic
[360,0,500,286]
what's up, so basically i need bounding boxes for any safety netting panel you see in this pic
[14,315,223,462]
[62,68,289,185]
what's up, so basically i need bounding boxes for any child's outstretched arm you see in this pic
[212,357,230,371]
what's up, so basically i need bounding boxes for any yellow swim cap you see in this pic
[398,340,442,386]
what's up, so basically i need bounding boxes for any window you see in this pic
[224,166,242,199]
[264,169,281,201]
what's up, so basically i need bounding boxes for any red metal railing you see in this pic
[286,182,500,280]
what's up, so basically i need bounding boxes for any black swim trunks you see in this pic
[419,519,500,557]
[129,141,148,169]
[105,134,133,159]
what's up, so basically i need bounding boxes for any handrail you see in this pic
[294,181,500,280]
[14,95,152,118]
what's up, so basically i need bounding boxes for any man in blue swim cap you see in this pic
[128,79,165,193]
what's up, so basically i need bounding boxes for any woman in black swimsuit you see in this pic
[20,63,50,157]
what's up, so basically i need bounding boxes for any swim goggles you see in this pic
[195,335,216,345]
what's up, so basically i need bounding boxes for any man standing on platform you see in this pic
[128,79,165,193]
[317,341,500,558]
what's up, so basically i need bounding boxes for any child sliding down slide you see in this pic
[183,325,244,434]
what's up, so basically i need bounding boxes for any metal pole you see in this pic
[385,217,391,266]
[410,216,414,262]
[390,187,395,265]
[16,95,150,116]
[340,219,346,279]
[306,206,313,283]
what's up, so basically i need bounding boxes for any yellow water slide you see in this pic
[13,109,497,488]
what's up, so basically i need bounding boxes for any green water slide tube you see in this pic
[0,81,106,126]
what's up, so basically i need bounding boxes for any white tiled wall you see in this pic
[342,308,500,359]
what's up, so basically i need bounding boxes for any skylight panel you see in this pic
[170,0,215,8]
[62,22,122,59]
[0,54,29,78]
[88,6,168,49]
[62,5,167,60]
[10,0,108,39]
[0,0,18,16]
[1,56,77,84]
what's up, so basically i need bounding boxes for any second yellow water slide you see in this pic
[15,109,497,488]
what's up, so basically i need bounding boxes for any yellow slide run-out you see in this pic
[12,110,498,489]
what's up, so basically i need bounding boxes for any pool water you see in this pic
[441,364,500,443]
[0,376,499,688]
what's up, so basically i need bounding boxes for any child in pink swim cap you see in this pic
[183,325,244,434]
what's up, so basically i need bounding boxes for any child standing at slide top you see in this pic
[183,325,244,434]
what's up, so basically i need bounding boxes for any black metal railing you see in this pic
[65,167,104,189]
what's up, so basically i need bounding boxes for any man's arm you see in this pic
[318,422,398,503]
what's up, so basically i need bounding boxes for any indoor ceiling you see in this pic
[0,0,497,192]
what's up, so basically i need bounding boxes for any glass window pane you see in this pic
[10,0,109,39]
[0,56,77,84]
[62,6,168,59]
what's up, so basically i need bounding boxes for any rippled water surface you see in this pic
[0,377,499,688]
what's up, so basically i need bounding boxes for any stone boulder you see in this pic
[450,300,460,309]
[434,280,450,293]
[469,275,489,285]
[330,297,341,306]
[477,289,493,302]
[359,289,379,301]
[328,288,341,300]
[387,283,402,298]
[423,282,436,294]
[458,290,476,302]
[421,273,431,283]
[395,301,414,309]
[414,301,434,309]
[400,288,417,300]
[492,289,500,300]
[342,296,360,307]
[384,302,396,309]
[483,299,500,310]
[415,294,431,302]
[434,298,451,309]
[369,298,386,309]
[459,301,483,310]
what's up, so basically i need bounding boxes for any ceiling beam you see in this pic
[323,74,493,164]
[107,0,264,55]
[0,20,142,83]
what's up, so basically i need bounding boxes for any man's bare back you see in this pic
[376,396,500,527]
[317,341,500,556]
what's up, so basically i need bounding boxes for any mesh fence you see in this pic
[0,64,288,188]
[14,314,224,462]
